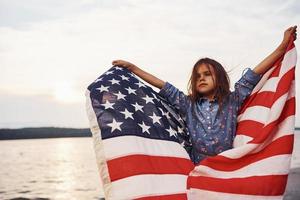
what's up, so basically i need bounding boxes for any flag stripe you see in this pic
[187,175,287,195]
[199,135,293,170]
[188,189,283,200]
[190,154,291,178]
[108,155,194,181]
[110,174,188,199]
[102,135,191,160]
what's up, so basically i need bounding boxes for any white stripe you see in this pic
[252,66,276,94]
[238,91,294,124]
[223,116,295,159]
[103,135,190,160]
[258,77,279,93]
[279,46,297,77]
[190,154,291,178]
[251,116,295,154]
[237,105,269,123]
[107,174,187,199]
[188,189,283,200]
[251,46,296,95]
[233,135,253,147]
[234,115,294,148]
[85,89,111,197]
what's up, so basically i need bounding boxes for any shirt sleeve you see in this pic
[232,68,262,109]
[158,82,190,116]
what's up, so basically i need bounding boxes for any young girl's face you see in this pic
[196,64,216,99]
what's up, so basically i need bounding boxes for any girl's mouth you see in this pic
[199,83,207,87]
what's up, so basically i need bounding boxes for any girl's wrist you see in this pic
[277,42,288,53]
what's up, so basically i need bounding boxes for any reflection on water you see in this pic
[0,138,104,200]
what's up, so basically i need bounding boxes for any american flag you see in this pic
[86,39,296,200]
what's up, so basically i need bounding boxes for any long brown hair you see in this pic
[187,57,230,107]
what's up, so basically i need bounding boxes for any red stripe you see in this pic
[187,174,288,195]
[199,135,293,171]
[135,193,187,200]
[237,97,295,138]
[108,155,194,181]
[239,66,295,114]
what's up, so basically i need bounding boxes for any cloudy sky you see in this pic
[0,0,299,128]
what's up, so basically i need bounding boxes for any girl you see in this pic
[112,26,297,164]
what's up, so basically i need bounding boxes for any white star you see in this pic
[121,108,134,119]
[102,100,114,109]
[138,121,151,134]
[105,71,114,75]
[114,66,123,70]
[149,112,161,125]
[96,85,109,92]
[94,77,103,83]
[165,112,171,119]
[119,75,129,81]
[159,108,168,117]
[107,118,123,133]
[135,81,146,88]
[114,91,126,100]
[166,126,177,137]
[125,87,137,94]
[108,78,120,85]
[177,127,184,134]
[142,95,154,104]
[132,102,143,112]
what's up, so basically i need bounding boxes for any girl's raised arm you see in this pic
[112,60,165,89]
[253,25,297,74]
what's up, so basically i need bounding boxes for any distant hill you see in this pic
[0,127,299,140]
[0,127,92,140]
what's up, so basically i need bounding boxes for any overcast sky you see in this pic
[0,0,299,128]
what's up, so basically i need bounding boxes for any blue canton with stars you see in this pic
[87,66,190,147]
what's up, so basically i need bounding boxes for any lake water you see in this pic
[0,131,299,200]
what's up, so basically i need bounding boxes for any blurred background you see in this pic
[0,0,299,199]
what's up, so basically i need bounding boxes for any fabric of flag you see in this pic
[85,39,296,200]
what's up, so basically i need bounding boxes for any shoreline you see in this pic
[285,167,300,200]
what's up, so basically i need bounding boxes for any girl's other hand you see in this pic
[280,25,297,50]
[112,59,137,71]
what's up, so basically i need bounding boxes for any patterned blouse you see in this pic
[159,68,262,164]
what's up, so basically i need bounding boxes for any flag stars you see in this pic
[94,77,103,83]
[149,112,161,125]
[114,66,123,71]
[132,102,144,112]
[114,91,126,100]
[166,126,177,138]
[119,75,129,81]
[105,71,114,75]
[177,127,184,134]
[96,85,109,92]
[121,108,134,120]
[142,95,154,104]
[125,87,137,95]
[109,78,120,85]
[107,118,123,133]
[102,100,114,109]
[135,81,146,88]
[138,121,151,134]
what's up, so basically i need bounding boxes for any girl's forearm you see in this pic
[131,66,166,89]
[253,44,286,74]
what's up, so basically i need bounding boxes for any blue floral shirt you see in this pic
[158,68,262,164]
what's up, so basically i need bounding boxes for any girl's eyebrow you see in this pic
[197,70,211,75]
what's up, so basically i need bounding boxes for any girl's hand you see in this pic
[280,25,297,50]
[112,59,137,71]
